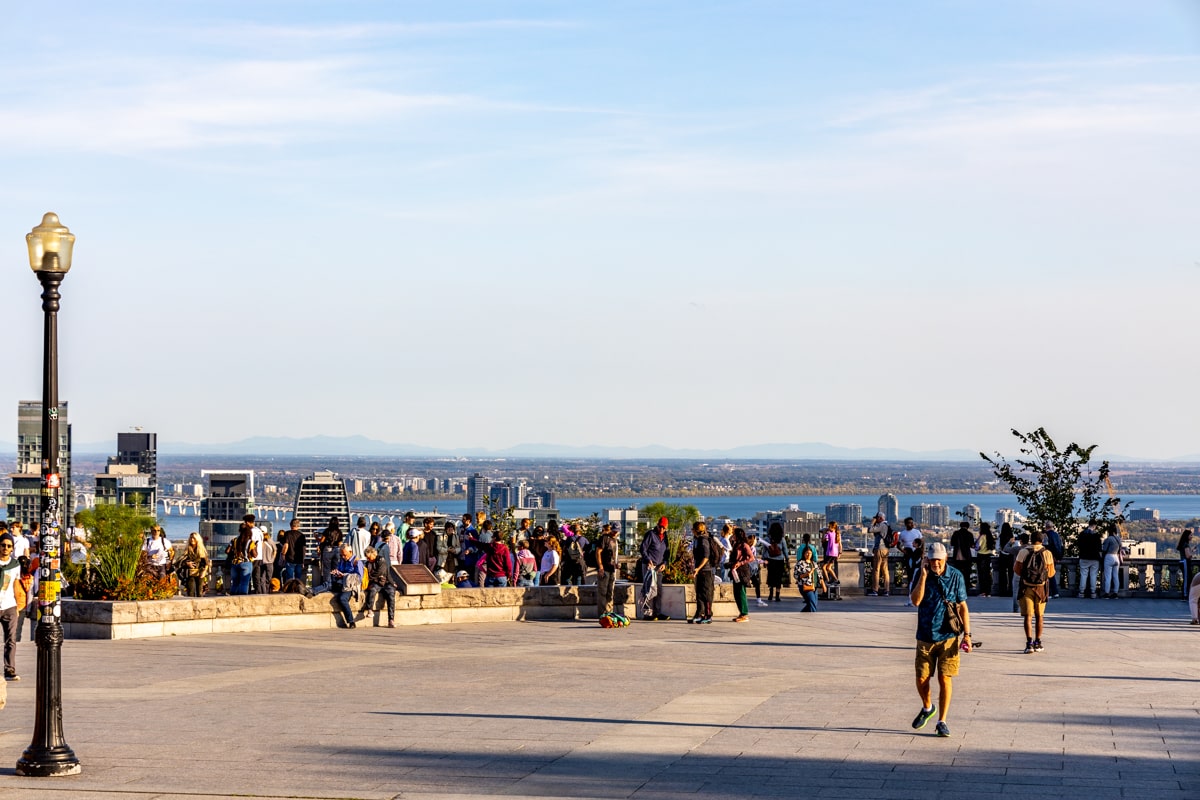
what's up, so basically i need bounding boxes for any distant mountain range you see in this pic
[3,435,1193,462]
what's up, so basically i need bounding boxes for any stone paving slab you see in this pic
[0,594,1194,799]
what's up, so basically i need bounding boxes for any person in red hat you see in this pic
[638,517,671,621]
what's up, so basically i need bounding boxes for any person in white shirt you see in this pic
[143,525,173,579]
[8,522,29,562]
[0,533,25,682]
[245,515,266,593]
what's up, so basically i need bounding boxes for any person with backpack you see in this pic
[689,521,717,624]
[867,513,893,597]
[594,524,620,617]
[1015,529,1056,653]
[764,522,789,603]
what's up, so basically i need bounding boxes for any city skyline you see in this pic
[1,3,1198,459]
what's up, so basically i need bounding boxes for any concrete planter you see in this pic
[62,584,639,640]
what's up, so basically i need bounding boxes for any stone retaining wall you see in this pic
[62,582,738,640]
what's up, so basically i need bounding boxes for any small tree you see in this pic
[639,502,700,534]
[981,427,1128,552]
[71,504,175,600]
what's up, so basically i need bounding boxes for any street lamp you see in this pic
[15,212,81,777]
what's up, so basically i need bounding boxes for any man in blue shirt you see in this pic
[909,542,971,738]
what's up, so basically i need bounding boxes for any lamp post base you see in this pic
[15,748,81,777]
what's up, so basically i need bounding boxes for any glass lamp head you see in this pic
[27,212,75,273]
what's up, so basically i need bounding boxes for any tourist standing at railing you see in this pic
[230,523,256,596]
[1188,571,1200,624]
[540,537,562,586]
[440,520,460,576]
[899,518,923,589]
[422,517,439,572]
[820,521,841,588]
[950,521,974,592]
[515,539,539,587]
[144,524,173,580]
[997,522,1016,597]
[1177,530,1193,602]
[482,524,514,587]
[1101,525,1123,599]
[764,522,788,603]
[747,533,766,606]
[638,517,670,620]
[974,522,995,597]
[280,518,306,584]
[1076,525,1102,599]
[180,532,210,598]
[1042,523,1064,599]
[594,524,619,616]
[313,517,342,592]
[689,521,716,624]
[867,513,891,597]
[729,527,754,622]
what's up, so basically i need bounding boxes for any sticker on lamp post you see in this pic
[46,473,60,489]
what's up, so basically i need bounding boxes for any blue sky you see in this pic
[1,2,1198,457]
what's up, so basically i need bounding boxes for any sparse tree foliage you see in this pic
[981,427,1129,552]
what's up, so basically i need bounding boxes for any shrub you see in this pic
[70,505,177,601]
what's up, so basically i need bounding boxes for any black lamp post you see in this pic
[15,212,81,777]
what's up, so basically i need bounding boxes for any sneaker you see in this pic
[347,622,356,629]
[912,706,937,730]
[733,615,748,623]
[866,590,878,597]
[699,617,712,624]
[387,621,395,628]
[642,615,655,621]
[756,599,768,607]
[1023,641,1034,654]
[654,614,671,621]
[935,721,951,737]
[881,592,890,597]
[904,601,915,608]
[1033,640,1044,652]
[3,673,18,682]
[688,617,699,624]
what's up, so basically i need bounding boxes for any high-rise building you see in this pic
[489,480,530,511]
[961,504,982,525]
[825,503,863,526]
[97,431,158,511]
[878,493,899,526]
[1127,508,1159,522]
[466,473,490,516]
[112,431,157,485]
[199,470,256,558]
[293,470,351,558]
[7,400,72,528]
[994,508,1019,528]
[910,503,951,528]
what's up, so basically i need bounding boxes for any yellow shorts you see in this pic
[1018,594,1046,617]
[915,638,960,680]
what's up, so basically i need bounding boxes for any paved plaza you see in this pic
[0,593,1195,799]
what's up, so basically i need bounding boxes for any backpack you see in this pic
[584,545,598,569]
[886,525,900,549]
[768,541,782,558]
[599,611,629,628]
[1021,548,1049,587]
[567,537,585,565]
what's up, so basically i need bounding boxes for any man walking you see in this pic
[595,523,620,618]
[1076,525,1102,598]
[868,513,892,596]
[639,517,670,621]
[689,521,716,624]
[909,542,970,738]
[0,534,24,683]
[1015,529,1055,653]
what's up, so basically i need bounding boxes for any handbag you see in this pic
[935,577,964,636]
